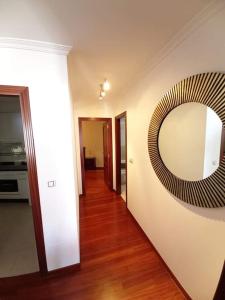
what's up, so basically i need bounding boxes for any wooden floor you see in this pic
[0,170,186,299]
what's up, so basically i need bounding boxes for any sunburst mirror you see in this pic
[148,73,225,208]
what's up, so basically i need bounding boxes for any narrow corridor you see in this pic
[78,170,186,299]
[0,170,186,299]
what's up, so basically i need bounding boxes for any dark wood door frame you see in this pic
[115,112,127,202]
[0,85,47,274]
[78,117,113,195]
[213,261,225,300]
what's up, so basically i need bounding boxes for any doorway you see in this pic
[115,112,127,202]
[79,118,113,194]
[0,86,47,277]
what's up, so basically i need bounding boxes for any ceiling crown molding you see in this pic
[116,0,225,99]
[0,37,72,55]
[147,0,225,72]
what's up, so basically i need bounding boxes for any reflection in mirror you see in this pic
[158,103,223,181]
[220,127,225,161]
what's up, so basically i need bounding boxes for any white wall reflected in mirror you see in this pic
[158,103,223,181]
[120,117,126,201]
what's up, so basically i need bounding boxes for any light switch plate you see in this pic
[48,180,56,187]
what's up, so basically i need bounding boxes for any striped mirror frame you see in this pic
[148,72,225,208]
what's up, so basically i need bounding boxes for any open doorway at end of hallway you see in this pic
[115,112,127,203]
[78,118,113,195]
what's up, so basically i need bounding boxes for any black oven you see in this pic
[0,179,18,192]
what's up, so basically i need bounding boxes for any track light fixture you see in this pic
[103,79,110,91]
[99,79,111,100]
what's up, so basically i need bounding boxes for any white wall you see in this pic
[71,4,225,300]
[203,107,223,178]
[0,46,80,271]
[159,103,207,181]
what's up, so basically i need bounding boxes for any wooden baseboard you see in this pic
[0,264,80,293]
[127,209,191,300]
[213,261,225,300]
[47,263,80,278]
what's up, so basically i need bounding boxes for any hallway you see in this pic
[0,170,186,299]
[79,170,186,299]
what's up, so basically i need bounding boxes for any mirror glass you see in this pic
[158,103,223,181]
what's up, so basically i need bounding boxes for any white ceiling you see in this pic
[0,0,213,102]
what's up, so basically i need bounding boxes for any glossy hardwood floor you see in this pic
[0,170,187,300]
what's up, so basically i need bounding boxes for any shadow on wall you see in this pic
[169,191,225,222]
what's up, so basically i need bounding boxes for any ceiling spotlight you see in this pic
[98,79,111,100]
[100,90,106,97]
[103,79,110,91]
